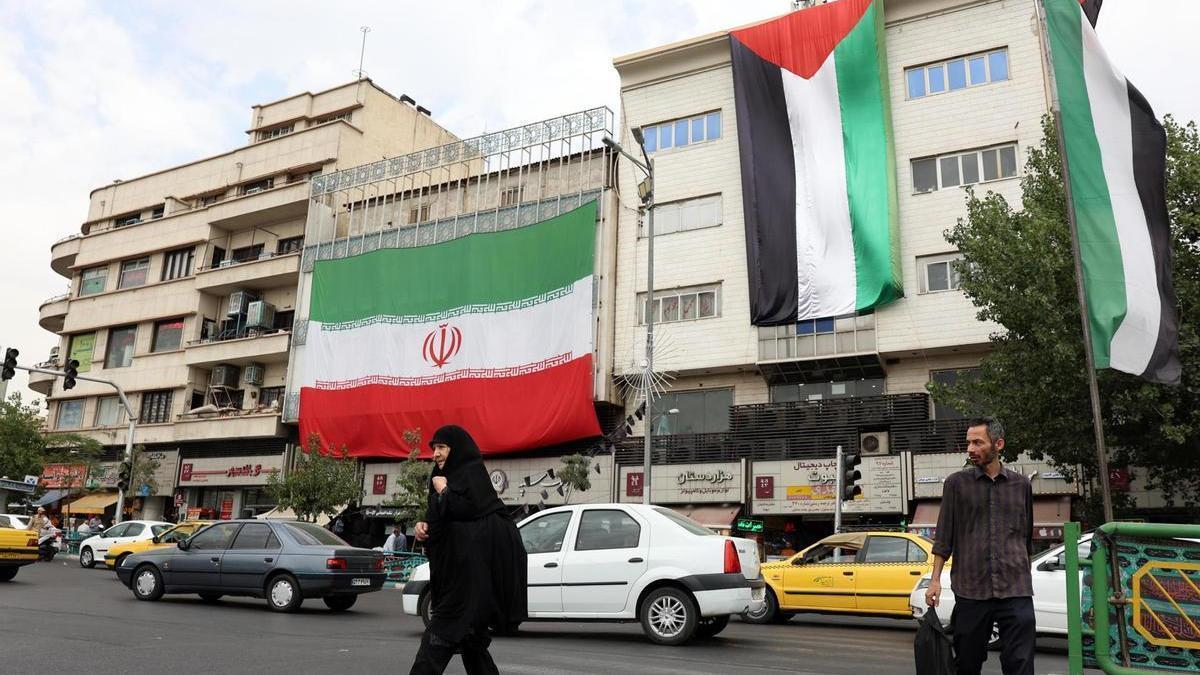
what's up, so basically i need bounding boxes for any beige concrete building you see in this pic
[36,79,457,521]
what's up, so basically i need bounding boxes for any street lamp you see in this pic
[603,130,656,506]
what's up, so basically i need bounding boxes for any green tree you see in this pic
[558,454,593,504]
[933,116,1200,520]
[127,445,161,497]
[0,393,49,481]
[266,434,363,523]
[384,429,432,525]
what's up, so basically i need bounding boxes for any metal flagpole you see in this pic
[1036,0,1114,523]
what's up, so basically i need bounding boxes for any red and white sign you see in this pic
[372,474,387,495]
[625,472,644,498]
[41,463,88,489]
[177,455,283,486]
[219,499,234,520]
[754,476,774,500]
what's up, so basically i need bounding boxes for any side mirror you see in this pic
[177,539,190,550]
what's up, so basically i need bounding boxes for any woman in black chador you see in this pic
[409,425,528,675]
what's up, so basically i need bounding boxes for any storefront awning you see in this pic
[67,492,118,514]
[672,505,741,531]
[911,500,941,527]
[33,489,70,507]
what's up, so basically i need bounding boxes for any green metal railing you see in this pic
[1066,521,1200,675]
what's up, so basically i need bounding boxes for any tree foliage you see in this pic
[0,393,50,481]
[933,116,1200,518]
[384,428,432,525]
[266,434,363,523]
[558,454,593,504]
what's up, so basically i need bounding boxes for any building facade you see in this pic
[37,79,457,521]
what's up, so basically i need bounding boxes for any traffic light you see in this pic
[117,461,133,492]
[1,348,17,382]
[841,451,863,502]
[63,359,80,390]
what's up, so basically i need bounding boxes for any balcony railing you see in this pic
[758,314,877,362]
[196,248,301,273]
[40,293,69,307]
[187,326,291,346]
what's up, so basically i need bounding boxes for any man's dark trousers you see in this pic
[951,596,1035,675]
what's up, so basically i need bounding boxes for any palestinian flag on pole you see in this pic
[1044,0,1181,384]
[730,0,901,325]
[297,202,602,457]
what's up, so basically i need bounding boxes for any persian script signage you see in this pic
[752,456,903,515]
[177,455,283,487]
[618,461,745,504]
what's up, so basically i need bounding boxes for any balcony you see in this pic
[38,294,69,332]
[204,181,310,232]
[51,234,81,278]
[185,329,291,367]
[756,314,883,383]
[194,251,301,295]
[28,359,58,397]
[173,411,284,441]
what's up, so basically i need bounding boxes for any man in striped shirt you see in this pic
[926,417,1035,675]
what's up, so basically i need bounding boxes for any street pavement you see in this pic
[2,560,1081,674]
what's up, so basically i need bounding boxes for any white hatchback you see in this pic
[79,520,172,569]
[402,503,765,645]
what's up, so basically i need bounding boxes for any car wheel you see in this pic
[266,573,303,613]
[640,587,699,646]
[695,615,730,639]
[79,547,95,569]
[132,565,164,601]
[418,591,433,628]
[742,587,779,624]
[199,593,223,603]
[0,567,17,582]
[324,595,358,612]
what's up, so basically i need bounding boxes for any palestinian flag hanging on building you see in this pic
[730,0,901,325]
[297,202,602,457]
[1044,0,1181,384]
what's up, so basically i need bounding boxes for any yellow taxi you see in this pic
[0,523,39,582]
[745,531,938,623]
[105,520,214,571]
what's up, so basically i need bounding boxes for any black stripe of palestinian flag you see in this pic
[1045,0,1181,384]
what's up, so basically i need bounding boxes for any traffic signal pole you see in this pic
[834,445,844,535]
[15,364,138,524]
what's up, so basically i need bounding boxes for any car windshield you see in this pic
[653,507,716,536]
[284,522,347,546]
[151,525,171,536]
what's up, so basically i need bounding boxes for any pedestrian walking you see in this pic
[925,416,1036,675]
[408,425,527,675]
[383,524,407,553]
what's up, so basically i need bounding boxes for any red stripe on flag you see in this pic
[731,0,873,79]
[299,355,600,458]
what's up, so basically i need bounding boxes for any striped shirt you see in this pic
[932,465,1034,600]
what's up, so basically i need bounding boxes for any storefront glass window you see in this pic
[770,378,885,402]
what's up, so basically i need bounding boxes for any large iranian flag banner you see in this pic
[298,203,601,457]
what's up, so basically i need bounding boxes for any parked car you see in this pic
[745,531,937,624]
[402,503,765,646]
[0,521,39,581]
[117,519,386,612]
[79,520,172,568]
[104,520,215,571]
[0,514,32,530]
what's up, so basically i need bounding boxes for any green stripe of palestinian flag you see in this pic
[310,203,595,323]
[1045,0,1181,384]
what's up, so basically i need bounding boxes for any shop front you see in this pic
[84,451,180,522]
[175,455,282,521]
[617,460,746,534]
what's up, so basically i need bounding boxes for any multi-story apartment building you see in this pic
[36,79,457,521]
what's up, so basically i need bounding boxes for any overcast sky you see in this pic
[1,0,1196,408]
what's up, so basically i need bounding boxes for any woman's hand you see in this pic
[415,521,429,541]
[432,476,448,494]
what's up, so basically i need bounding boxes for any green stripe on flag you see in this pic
[1045,0,1124,368]
[835,0,903,311]
[310,201,596,323]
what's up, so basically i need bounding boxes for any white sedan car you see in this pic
[0,514,32,530]
[79,520,171,568]
[402,503,765,645]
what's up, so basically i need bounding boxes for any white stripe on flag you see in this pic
[297,277,593,387]
[1081,15,1161,374]
[782,57,857,321]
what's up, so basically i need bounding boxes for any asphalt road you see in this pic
[1,559,1081,675]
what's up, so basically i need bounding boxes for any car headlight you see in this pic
[915,578,931,590]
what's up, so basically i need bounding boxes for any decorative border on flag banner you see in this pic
[313,353,575,390]
[318,284,579,332]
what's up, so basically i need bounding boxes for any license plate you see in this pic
[752,587,765,601]
[351,577,371,586]
[0,552,32,559]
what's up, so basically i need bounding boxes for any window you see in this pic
[911,143,1018,193]
[56,400,84,430]
[240,178,274,195]
[68,333,96,372]
[124,523,145,537]
[575,510,642,551]
[500,186,525,207]
[908,541,929,563]
[80,266,108,296]
[641,111,721,153]
[409,204,431,224]
[199,193,222,207]
[652,388,733,435]
[140,390,174,424]
[276,237,304,255]
[150,204,165,220]
[770,378,885,403]
[118,257,150,289]
[519,512,573,554]
[161,248,194,281]
[929,368,981,419]
[863,536,910,563]
[94,396,125,426]
[105,326,137,368]
[114,213,142,228]
[653,507,716,536]
[273,310,295,332]
[231,523,275,549]
[313,111,352,125]
[919,253,964,293]
[803,544,860,564]
[906,48,1009,99]
[258,387,285,409]
[152,319,184,352]
[189,522,241,550]
[257,124,293,141]
[285,522,347,546]
[210,246,226,268]
[231,244,265,263]
[641,194,722,237]
[638,284,720,325]
[103,524,131,538]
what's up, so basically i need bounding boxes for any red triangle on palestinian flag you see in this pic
[731,0,873,80]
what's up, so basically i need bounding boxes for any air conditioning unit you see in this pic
[210,364,241,388]
[227,290,258,316]
[243,363,265,387]
[860,431,890,456]
[245,301,276,330]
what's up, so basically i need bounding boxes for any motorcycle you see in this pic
[37,529,59,561]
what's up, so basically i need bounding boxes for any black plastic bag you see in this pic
[914,606,955,675]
